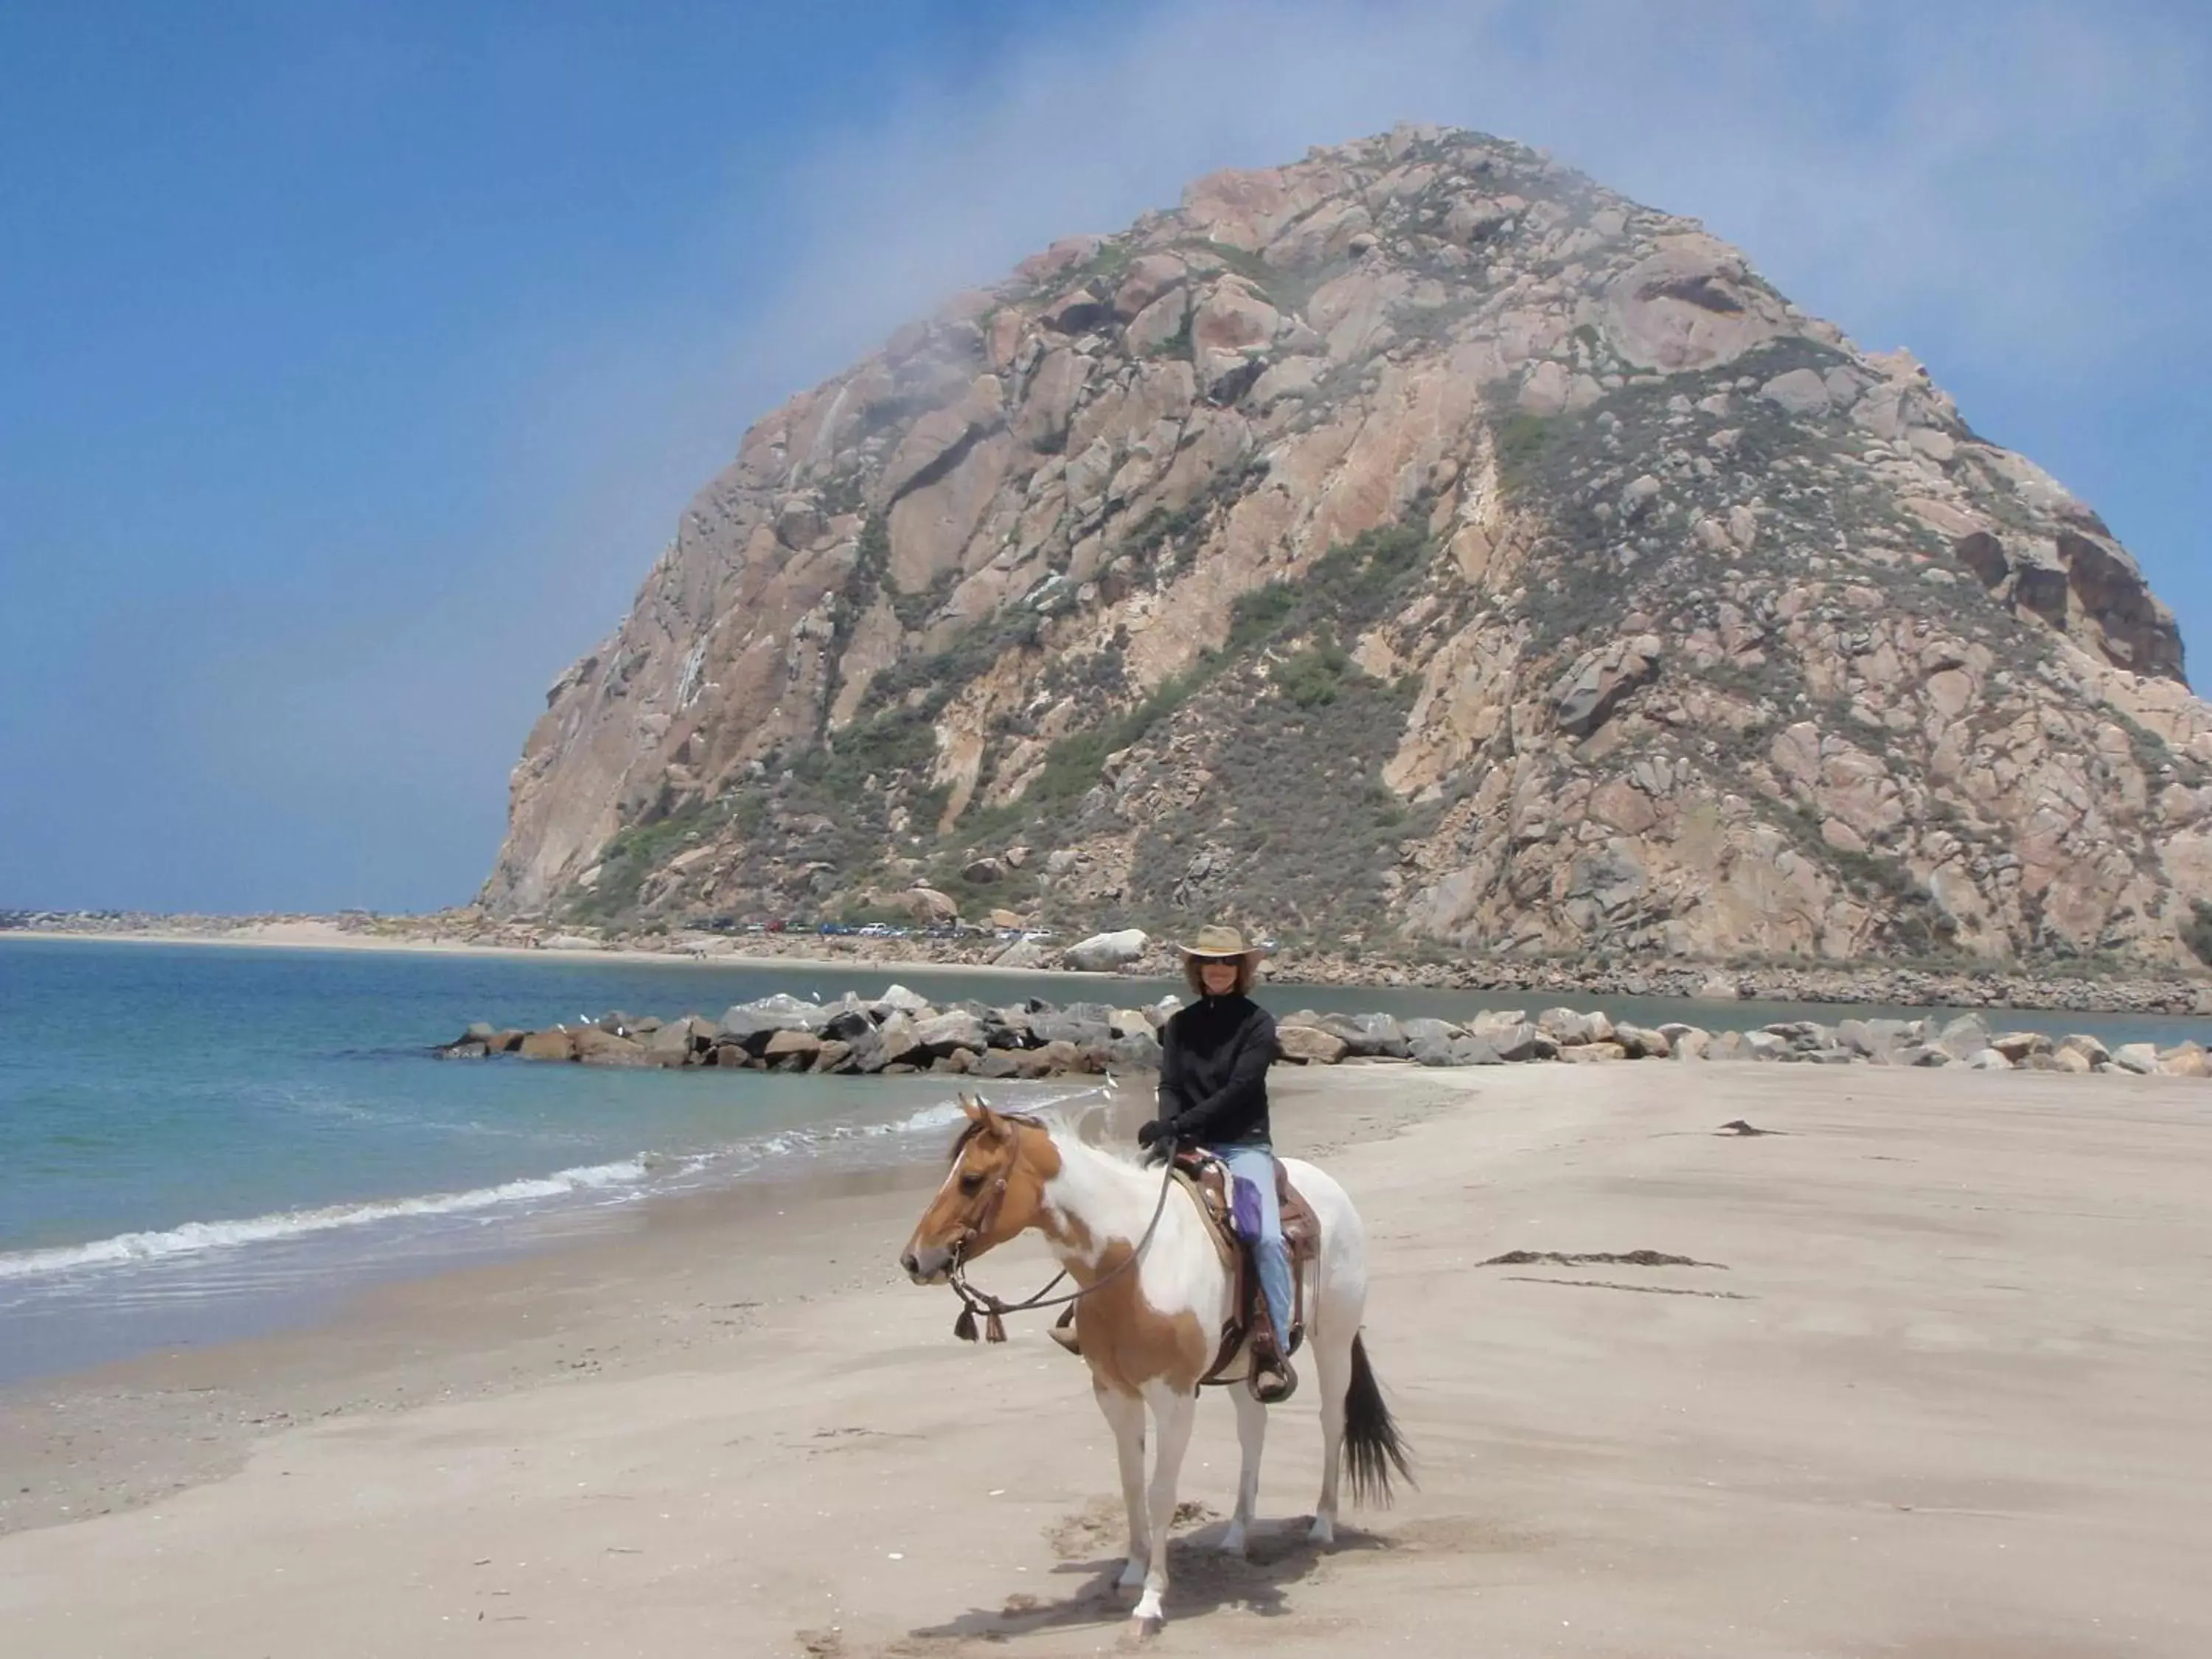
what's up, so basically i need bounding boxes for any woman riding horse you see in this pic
[900,925,1410,1629]
[901,1084,1411,1630]
[1138,924,1296,1404]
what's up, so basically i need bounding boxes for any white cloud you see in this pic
[716,0,2208,397]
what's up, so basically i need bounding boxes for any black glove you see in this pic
[1136,1118,1172,1149]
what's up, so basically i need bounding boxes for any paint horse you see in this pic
[900,1098,1411,1630]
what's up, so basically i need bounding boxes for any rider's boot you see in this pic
[1247,1306,1298,1405]
[1049,1304,1082,1354]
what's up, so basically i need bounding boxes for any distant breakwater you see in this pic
[437,990,2212,1080]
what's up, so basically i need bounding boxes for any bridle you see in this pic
[942,1112,1180,1344]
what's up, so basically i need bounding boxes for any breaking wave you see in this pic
[0,1081,1108,1287]
[0,1160,653,1281]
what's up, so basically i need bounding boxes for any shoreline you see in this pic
[8,914,2210,1015]
[0,1068,1436,1540]
[0,1156,955,1538]
[4,1062,2208,1654]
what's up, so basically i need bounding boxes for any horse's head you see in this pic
[899,1095,1058,1283]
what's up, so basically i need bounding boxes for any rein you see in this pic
[945,1133,1180,1344]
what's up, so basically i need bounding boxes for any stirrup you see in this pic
[1246,1324,1297,1404]
[1250,1358,1298,1405]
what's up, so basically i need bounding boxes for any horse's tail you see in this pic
[1342,1331,1414,1507]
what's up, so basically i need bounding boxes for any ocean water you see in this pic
[1,937,2202,1383]
[0,941,1106,1382]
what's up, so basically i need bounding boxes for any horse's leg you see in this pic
[1310,1225,1366,1546]
[1131,1382,1197,1627]
[1093,1382,1150,1592]
[1267,1160,1381,1547]
[1310,1319,1354,1545]
[1220,1385,1267,1556]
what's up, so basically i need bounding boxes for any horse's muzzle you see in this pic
[902,1243,953,1284]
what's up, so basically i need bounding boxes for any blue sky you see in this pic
[3,1,2206,913]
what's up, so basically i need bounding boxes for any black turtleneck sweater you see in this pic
[1154,993,1279,1147]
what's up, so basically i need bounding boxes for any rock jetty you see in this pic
[438,988,1171,1078]
[438,992,2211,1080]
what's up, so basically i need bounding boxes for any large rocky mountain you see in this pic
[483,125,2212,967]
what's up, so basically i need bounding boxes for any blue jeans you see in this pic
[1209,1141,1293,1352]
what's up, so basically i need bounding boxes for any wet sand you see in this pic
[2,1063,2208,1656]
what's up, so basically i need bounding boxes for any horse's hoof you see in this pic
[1307,1515,1335,1547]
[1130,1592,1165,1630]
[1217,1528,1248,1557]
[1116,1559,1147,1592]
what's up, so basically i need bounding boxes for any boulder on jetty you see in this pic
[1063,930,1148,973]
[1276,1024,1349,1065]
[515,1029,575,1062]
[436,998,2212,1083]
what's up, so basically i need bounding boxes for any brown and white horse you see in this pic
[900,1098,1410,1630]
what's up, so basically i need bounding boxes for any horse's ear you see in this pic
[959,1095,1012,1138]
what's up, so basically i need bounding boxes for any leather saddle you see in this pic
[1169,1150,1321,1388]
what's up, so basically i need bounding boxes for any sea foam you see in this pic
[0,1158,650,1281]
[0,1083,1096,1286]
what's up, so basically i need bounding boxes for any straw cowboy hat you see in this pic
[1178,924,1263,960]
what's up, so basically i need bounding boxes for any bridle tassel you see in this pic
[942,1141,1177,1345]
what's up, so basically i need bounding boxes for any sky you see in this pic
[2,0,2206,914]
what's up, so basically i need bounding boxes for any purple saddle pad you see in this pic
[1229,1173,1264,1241]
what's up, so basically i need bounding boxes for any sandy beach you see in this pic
[0,919,1076,980]
[4,1062,2209,1656]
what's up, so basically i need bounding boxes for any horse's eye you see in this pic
[959,1171,987,1196]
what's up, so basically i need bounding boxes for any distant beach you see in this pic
[0,915,1058,978]
[10,911,2212,1015]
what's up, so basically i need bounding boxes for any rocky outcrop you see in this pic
[483,125,2208,970]
[437,989,1169,1079]
[437,994,2212,1081]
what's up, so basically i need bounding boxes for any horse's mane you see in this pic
[944,1110,1043,1164]
[942,1082,1129,1166]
